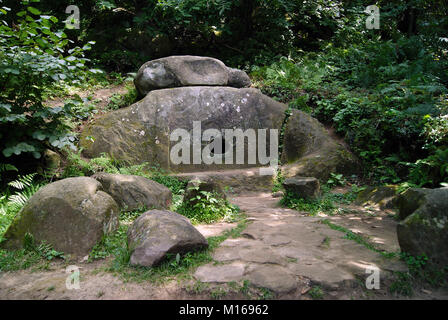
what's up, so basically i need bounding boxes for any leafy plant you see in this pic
[308,286,324,299]
[0,232,64,272]
[280,190,337,216]
[326,173,346,188]
[105,86,138,111]
[179,189,239,224]
[0,172,43,241]
[0,0,97,159]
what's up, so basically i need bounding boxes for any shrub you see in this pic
[179,190,239,224]
[0,0,97,160]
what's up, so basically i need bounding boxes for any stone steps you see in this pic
[172,167,276,195]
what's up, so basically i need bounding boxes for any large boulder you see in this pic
[134,56,251,96]
[80,87,287,172]
[127,210,208,266]
[1,177,119,257]
[92,173,172,211]
[396,187,448,268]
[281,110,359,181]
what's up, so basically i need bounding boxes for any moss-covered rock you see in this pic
[1,177,119,258]
[92,173,172,212]
[354,185,398,209]
[396,187,448,269]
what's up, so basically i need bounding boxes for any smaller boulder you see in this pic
[92,173,172,212]
[396,187,448,268]
[283,177,320,200]
[227,68,251,88]
[127,210,208,267]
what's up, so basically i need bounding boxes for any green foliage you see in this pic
[178,189,239,224]
[147,167,187,196]
[407,147,448,187]
[281,192,336,216]
[0,232,64,272]
[105,85,138,111]
[0,163,18,182]
[0,172,43,241]
[89,225,128,262]
[308,286,324,299]
[254,35,448,186]
[395,252,447,290]
[62,152,187,196]
[251,55,330,102]
[272,169,285,193]
[0,248,42,271]
[389,272,414,297]
[326,173,346,188]
[0,0,98,159]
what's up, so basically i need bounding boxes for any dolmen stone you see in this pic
[134,55,251,96]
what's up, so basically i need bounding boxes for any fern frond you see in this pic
[0,164,18,173]
[8,193,30,207]
[8,173,37,190]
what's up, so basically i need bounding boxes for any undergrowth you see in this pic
[389,253,448,297]
[177,188,240,224]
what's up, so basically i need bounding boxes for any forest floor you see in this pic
[1,189,447,300]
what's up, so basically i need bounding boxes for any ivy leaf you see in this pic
[27,7,41,15]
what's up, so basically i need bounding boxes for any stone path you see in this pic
[194,192,408,296]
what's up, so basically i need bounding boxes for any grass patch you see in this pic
[390,253,447,296]
[280,183,362,216]
[319,219,397,259]
[0,234,65,272]
[308,286,324,299]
